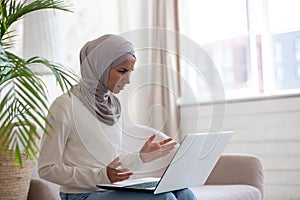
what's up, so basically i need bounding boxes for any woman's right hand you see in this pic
[140,134,177,163]
[107,157,133,183]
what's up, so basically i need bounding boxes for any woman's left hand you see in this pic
[139,134,177,163]
[106,157,133,183]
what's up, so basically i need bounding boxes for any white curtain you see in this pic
[123,1,226,139]
[117,0,181,140]
[23,5,68,73]
[147,0,181,139]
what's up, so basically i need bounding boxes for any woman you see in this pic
[38,34,197,200]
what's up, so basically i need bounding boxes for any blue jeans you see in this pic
[60,188,197,200]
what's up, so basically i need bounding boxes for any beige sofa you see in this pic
[28,125,263,200]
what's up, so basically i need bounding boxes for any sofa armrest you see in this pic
[27,178,60,200]
[205,154,264,196]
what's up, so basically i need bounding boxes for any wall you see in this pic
[180,94,300,200]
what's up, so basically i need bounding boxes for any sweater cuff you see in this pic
[120,151,144,172]
[97,167,111,184]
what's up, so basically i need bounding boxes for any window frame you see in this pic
[179,0,300,104]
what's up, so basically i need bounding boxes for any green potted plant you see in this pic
[0,0,77,199]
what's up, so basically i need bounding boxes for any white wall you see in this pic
[180,94,300,200]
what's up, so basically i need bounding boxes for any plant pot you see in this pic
[0,153,34,200]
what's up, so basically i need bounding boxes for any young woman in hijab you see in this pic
[38,34,197,200]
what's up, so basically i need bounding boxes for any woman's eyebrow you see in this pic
[119,66,134,71]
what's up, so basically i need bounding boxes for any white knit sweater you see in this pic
[38,93,143,194]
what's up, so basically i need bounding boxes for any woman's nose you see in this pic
[122,72,131,84]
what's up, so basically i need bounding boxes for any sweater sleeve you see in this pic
[119,151,144,172]
[38,97,110,189]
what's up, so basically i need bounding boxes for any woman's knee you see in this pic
[173,188,197,200]
[157,192,177,200]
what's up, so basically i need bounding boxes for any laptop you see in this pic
[97,131,234,194]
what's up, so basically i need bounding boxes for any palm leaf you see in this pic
[27,57,78,91]
[0,0,76,167]
[0,29,15,49]
[13,120,35,160]
[1,0,71,39]
[14,144,22,166]
[0,43,9,66]
[0,52,78,167]
[17,116,40,161]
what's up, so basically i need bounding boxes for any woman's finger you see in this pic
[108,157,123,169]
[146,134,156,145]
[116,167,130,173]
[113,172,133,182]
[117,171,133,176]
[159,138,174,145]
[162,141,177,149]
[108,169,133,183]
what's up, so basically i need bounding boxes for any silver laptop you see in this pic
[97,131,234,194]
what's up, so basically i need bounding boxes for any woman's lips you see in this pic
[118,85,125,89]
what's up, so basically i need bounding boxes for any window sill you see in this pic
[179,89,300,107]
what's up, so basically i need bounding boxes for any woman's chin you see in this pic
[112,88,122,94]
[110,85,126,94]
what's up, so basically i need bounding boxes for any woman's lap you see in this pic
[60,188,196,200]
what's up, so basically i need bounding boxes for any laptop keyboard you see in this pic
[124,181,159,189]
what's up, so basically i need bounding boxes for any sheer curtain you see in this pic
[134,0,180,138]
[117,0,181,139]
[148,0,181,139]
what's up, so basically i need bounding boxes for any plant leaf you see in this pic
[0,0,77,167]
[14,144,22,167]
[1,0,71,39]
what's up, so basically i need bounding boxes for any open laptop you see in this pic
[97,131,234,194]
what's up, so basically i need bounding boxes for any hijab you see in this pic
[72,34,135,125]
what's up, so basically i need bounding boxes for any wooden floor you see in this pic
[180,94,300,200]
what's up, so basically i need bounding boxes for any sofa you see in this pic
[28,124,264,200]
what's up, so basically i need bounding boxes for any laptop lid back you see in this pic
[154,131,233,194]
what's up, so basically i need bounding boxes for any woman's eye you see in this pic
[118,68,128,73]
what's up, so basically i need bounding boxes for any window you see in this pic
[180,0,300,101]
[295,39,300,79]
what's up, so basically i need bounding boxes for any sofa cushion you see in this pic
[28,181,261,200]
[28,179,60,200]
[205,154,264,196]
[190,185,262,200]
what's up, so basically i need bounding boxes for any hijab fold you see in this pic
[72,34,135,125]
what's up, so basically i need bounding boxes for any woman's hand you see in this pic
[107,157,133,183]
[140,134,177,163]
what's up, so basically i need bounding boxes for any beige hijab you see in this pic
[72,34,135,125]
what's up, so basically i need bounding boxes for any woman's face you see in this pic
[107,57,136,94]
